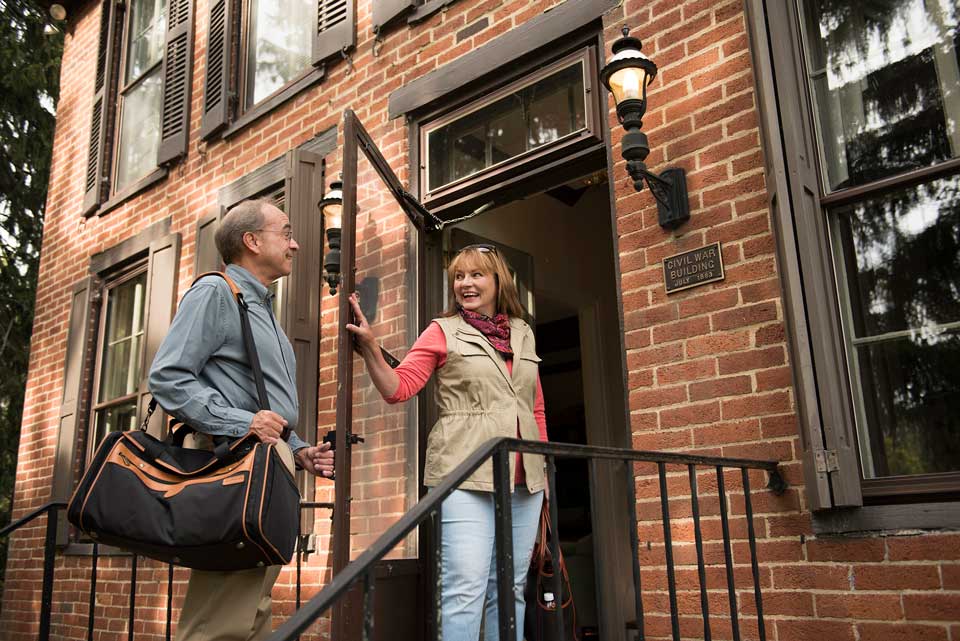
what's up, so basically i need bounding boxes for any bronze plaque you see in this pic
[663,242,725,294]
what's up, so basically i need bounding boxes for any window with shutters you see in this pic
[747,0,960,516]
[51,222,181,544]
[200,0,354,140]
[83,0,194,216]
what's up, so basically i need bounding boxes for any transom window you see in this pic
[114,0,167,193]
[801,0,960,491]
[89,266,148,453]
[420,47,598,202]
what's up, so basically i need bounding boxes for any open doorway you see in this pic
[436,174,633,641]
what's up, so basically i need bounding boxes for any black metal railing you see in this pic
[268,438,786,641]
[0,500,334,641]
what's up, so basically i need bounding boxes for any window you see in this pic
[50,221,181,543]
[200,0,355,139]
[83,0,194,215]
[418,47,602,212]
[801,0,960,497]
[89,266,148,453]
[747,0,960,515]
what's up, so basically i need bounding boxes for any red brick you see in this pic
[657,358,717,385]
[712,301,778,331]
[817,593,904,620]
[806,537,886,562]
[903,594,960,621]
[887,534,960,561]
[755,322,786,346]
[854,565,941,590]
[689,375,752,401]
[652,316,711,343]
[660,400,721,429]
[857,623,948,641]
[717,346,785,375]
[686,330,751,357]
[677,288,739,318]
[630,384,687,409]
[941,563,960,589]
[692,417,759,445]
[721,390,791,419]
[776,619,856,641]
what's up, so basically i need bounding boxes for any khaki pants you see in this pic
[175,437,296,641]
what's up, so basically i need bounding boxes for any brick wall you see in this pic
[2,0,958,640]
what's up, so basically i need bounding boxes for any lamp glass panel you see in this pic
[427,60,587,191]
[608,66,646,104]
[246,0,313,108]
[800,0,960,191]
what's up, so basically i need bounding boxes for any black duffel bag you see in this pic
[67,272,300,571]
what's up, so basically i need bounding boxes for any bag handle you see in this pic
[532,501,575,611]
[142,271,289,442]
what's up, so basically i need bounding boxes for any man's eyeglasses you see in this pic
[254,228,294,242]
[457,243,498,255]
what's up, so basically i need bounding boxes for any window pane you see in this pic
[427,61,587,191]
[126,0,166,82]
[92,401,139,450]
[832,174,960,478]
[801,0,960,191]
[245,0,313,108]
[115,68,163,192]
[98,272,147,402]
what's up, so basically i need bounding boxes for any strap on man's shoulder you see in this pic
[192,271,241,301]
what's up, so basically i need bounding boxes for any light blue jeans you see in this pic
[440,487,544,641]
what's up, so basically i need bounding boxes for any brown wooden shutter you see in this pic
[745,0,862,509]
[157,0,195,164]
[138,234,182,437]
[372,0,414,34]
[312,0,355,66]
[283,150,323,506]
[200,0,236,140]
[82,0,123,215]
[194,210,224,276]
[52,277,98,543]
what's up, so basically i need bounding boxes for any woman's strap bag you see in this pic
[67,272,300,571]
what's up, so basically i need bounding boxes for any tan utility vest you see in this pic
[424,315,545,493]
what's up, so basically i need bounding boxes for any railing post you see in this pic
[624,459,645,641]
[688,465,711,641]
[657,462,680,641]
[492,448,515,641]
[741,469,767,641]
[39,505,58,641]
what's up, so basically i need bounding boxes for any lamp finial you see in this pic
[621,25,630,37]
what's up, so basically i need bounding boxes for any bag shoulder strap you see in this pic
[144,271,289,440]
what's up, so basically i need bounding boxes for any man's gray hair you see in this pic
[215,198,273,265]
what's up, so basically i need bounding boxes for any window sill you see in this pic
[222,67,326,140]
[91,167,169,218]
[812,501,960,534]
[409,0,459,25]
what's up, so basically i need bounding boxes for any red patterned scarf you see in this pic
[460,308,512,355]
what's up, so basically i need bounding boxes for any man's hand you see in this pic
[295,442,335,478]
[248,410,287,444]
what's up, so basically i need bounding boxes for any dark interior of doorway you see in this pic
[444,171,621,639]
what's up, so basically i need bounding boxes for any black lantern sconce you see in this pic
[319,180,343,295]
[600,26,690,230]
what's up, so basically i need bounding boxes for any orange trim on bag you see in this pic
[106,443,253,498]
[240,443,273,562]
[222,475,245,486]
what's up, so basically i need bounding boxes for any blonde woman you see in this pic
[347,244,548,641]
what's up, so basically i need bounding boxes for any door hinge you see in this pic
[815,450,839,473]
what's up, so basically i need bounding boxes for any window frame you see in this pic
[112,0,167,194]
[415,43,604,217]
[85,255,150,465]
[745,0,960,525]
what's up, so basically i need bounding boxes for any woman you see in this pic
[347,243,548,641]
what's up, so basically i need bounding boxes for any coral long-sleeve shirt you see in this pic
[384,321,548,484]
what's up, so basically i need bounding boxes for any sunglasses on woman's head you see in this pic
[458,243,498,255]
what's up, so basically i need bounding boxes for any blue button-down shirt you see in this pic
[148,264,308,452]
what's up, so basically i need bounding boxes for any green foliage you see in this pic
[0,0,63,592]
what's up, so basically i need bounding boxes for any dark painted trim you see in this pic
[89,216,172,275]
[222,67,326,139]
[813,503,960,534]
[92,167,169,218]
[388,0,618,119]
[819,157,960,207]
[408,0,457,25]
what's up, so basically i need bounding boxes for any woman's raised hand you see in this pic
[345,292,378,353]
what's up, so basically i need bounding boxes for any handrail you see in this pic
[268,437,785,641]
[0,501,66,538]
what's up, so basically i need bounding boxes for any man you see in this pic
[149,198,334,641]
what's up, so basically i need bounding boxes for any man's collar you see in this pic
[225,264,273,304]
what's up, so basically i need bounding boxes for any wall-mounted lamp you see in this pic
[49,3,67,21]
[600,26,690,230]
[319,180,343,295]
